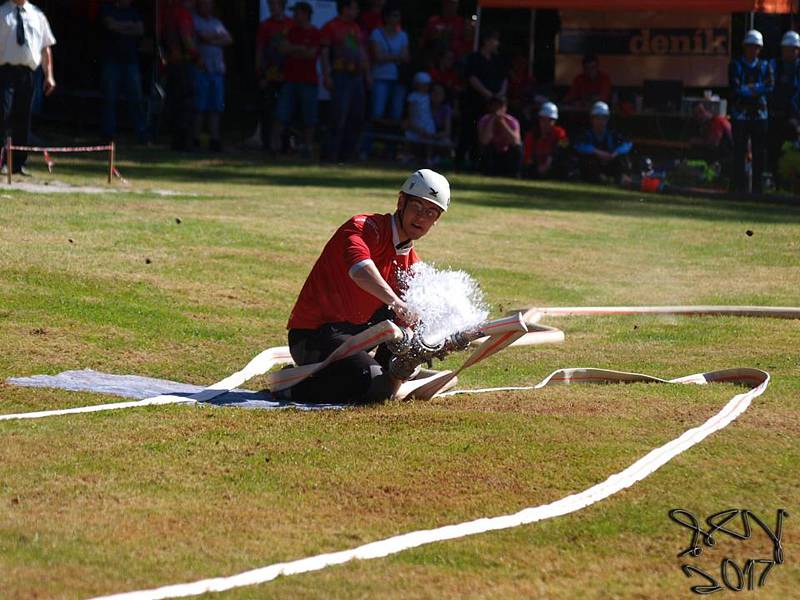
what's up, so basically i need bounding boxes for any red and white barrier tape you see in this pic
[8,144,113,153]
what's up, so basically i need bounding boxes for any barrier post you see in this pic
[5,137,11,185]
[108,142,115,184]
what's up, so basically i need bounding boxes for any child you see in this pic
[431,83,453,144]
[405,72,436,142]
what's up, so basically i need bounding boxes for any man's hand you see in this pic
[44,76,56,96]
[390,299,418,325]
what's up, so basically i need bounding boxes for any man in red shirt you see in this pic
[422,0,465,60]
[358,0,384,35]
[285,169,451,404]
[255,0,293,150]
[269,2,321,158]
[563,53,612,108]
[321,0,370,162]
[690,102,733,174]
[524,102,570,178]
[163,0,200,151]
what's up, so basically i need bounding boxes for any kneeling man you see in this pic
[284,169,451,404]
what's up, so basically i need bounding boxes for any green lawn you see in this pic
[1,150,798,599]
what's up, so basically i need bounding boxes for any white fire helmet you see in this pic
[590,101,610,117]
[781,31,800,48]
[539,102,559,120]
[400,169,451,212]
[743,29,764,47]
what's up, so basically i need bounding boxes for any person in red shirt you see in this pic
[563,53,612,108]
[321,0,370,162]
[690,102,733,175]
[478,96,522,177]
[430,48,462,97]
[523,102,570,178]
[358,0,384,36]
[255,0,293,150]
[422,0,465,60]
[269,2,321,158]
[163,0,200,151]
[284,170,452,404]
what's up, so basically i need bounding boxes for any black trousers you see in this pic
[732,119,767,194]
[0,64,34,169]
[768,116,793,184]
[165,62,195,151]
[287,319,393,404]
[481,144,522,177]
[579,154,632,183]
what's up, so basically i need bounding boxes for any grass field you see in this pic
[1,150,799,599]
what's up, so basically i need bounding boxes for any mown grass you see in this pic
[1,149,799,599]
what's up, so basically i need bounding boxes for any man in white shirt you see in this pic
[0,0,56,175]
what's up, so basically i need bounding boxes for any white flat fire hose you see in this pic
[1,306,798,600]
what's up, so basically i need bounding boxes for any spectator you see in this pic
[321,0,370,163]
[0,0,56,175]
[729,29,773,194]
[507,55,536,116]
[431,82,453,146]
[255,0,293,151]
[478,96,522,177]
[193,0,232,152]
[100,0,147,144]
[270,1,321,159]
[163,0,199,151]
[523,102,569,179]
[563,53,612,107]
[369,3,409,124]
[458,29,507,170]
[358,0,384,36]
[768,31,800,187]
[574,101,633,184]
[430,48,462,99]
[690,102,733,165]
[422,0,464,60]
[405,71,435,143]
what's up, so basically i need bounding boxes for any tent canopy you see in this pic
[479,0,797,12]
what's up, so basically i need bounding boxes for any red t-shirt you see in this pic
[423,15,465,55]
[564,71,612,104]
[164,5,195,64]
[358,10,383,36]
[430,66,462,94]
[256,16,294,82]
[288,213,419,330]
[705,116,732,147]
[524,125,568,165]
[321,17,364,73]
[284,25,321,84]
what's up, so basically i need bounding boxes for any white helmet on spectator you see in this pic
[743,29,764,46]
[539,102,559,120]
[781,30,800,48]
[401,169,451,212]
[590,101,610,117]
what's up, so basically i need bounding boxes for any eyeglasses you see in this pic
[406,198,441,220]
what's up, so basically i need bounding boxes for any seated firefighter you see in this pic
[523,101,570,178]
[282,169,451,404]
[574,101,633,183]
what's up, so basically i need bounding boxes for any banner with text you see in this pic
[556,12,731,87]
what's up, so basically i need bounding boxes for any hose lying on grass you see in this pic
[4,305,798,599]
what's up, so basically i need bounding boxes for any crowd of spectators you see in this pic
[92,1,798,194]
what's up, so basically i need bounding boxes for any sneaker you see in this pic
[17,165,31,177]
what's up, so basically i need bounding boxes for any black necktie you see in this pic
[16,6,26,46]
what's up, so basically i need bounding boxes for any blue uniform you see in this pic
[767,58,800,184]
[574,127,633,183]
[729,56,774,193]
